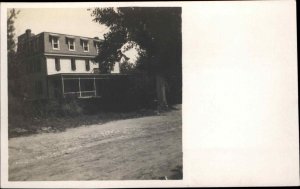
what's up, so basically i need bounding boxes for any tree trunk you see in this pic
[155,74,168,110]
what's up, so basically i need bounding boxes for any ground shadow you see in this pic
[8,109,158,138]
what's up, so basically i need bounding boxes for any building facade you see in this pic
[17,29,121,100]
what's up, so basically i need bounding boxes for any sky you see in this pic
[14,8,108,39]
[13,8,138,62]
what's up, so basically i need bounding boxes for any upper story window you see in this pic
[85,59,90,71]
[82,40,89,52]
[94,41,100,54]
[55,57,61,71]
[71,58,76,71]
[52,36,60,50]
[67,37,75,51]
[95,43,100,54]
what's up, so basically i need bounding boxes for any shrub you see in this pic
[61,99,83,116]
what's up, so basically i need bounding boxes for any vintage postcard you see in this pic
[1,1,299,188]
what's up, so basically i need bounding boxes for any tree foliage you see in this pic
[91,7,182,76]
[7,9,21,93]
[90,7,182,107]
[7,9,20,56]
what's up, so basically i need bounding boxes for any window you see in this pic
[85,59,90,71]
[55,57,60,71]
[68,38,75,51]
[96,44,100,54]
[52,37,60,50]
[71,58,76,71]
[82,40,89,52]
[94,42,100,54]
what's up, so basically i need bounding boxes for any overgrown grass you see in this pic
[8,102,158,138]
[8,92,180,138]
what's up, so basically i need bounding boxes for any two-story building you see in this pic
[17,29,123,100]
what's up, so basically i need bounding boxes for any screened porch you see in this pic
[47,73,129,99]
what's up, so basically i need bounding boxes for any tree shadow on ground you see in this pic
[8,109,158,138]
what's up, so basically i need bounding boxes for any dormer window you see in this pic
[67,37,75,51]
[52,36,60,50]
[83,41,89,52]
[81,39,89,52]
[95,42,100,54]
[94,39,100,54]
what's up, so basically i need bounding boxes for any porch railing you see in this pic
[63,90,98,98]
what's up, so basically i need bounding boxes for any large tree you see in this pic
[7,9,19,55]
[91,7,182,109]
[7,8,21,96]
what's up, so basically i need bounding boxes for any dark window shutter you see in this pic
[55,57,60,71]
[71,58,76,71]
[85,59,90,71]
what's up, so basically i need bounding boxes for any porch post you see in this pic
[78,77,81,97]
[93,77,96,96]
[61,75,65,98]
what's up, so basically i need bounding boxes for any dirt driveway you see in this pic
[9,105,182,181]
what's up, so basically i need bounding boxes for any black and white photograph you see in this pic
[1,1,299,188]
[5,6,182,181]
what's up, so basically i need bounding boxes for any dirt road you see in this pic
[9,105,182,181]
